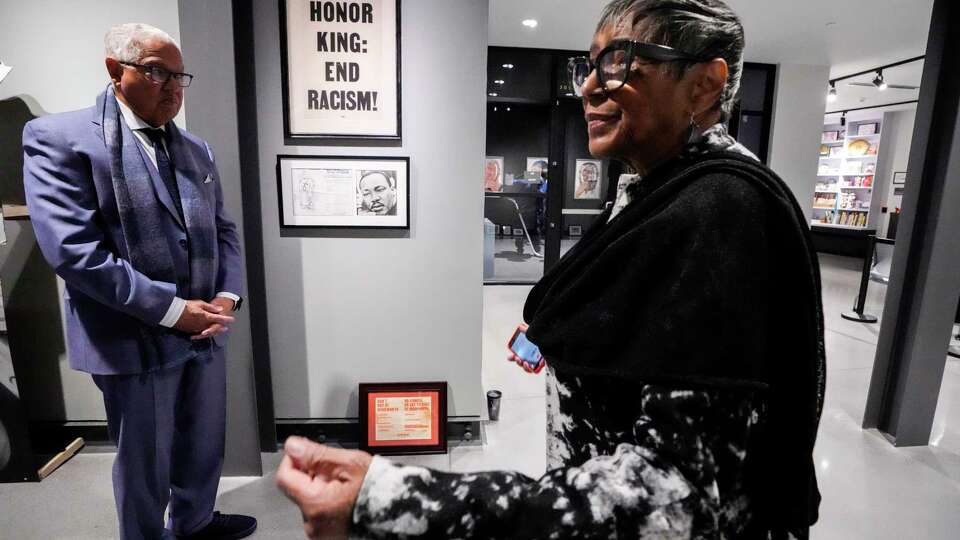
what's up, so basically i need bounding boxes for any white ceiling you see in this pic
[489,0,933,112]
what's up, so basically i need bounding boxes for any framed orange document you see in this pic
[359,382,447,455]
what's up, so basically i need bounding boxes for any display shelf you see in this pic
[810,115,883,229]
[815,222,869,230]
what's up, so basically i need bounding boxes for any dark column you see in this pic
[178,0,264,473]
[862,0,960,446]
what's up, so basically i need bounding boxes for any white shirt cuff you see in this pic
[159,296,187,328]
[216,291,240,306]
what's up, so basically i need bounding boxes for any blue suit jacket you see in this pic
[22,98,243,375]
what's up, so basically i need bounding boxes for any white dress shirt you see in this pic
[115,98,239,328]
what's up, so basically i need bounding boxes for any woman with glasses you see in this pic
[277,1,825,538]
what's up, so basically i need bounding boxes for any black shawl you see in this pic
[524,151,825,530]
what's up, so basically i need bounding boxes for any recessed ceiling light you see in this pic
[488,92,498,97]
[522,19,538,28]
[494,79,505,85]
[502,63,514,69]
[506,107,512,111]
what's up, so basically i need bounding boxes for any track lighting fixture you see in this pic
[827,82,838,103]
[873,71,888,91]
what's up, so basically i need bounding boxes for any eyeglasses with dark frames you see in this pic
[120,61,194,88]
[568,40,710,97]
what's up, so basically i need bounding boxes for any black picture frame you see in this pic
[278,0,403,140]
[893,171,907,185]
[276,154,411,229]
[358,381,447,455]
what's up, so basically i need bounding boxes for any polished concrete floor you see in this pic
[3,254,960,538]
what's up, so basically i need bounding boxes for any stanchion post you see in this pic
[842,233,879,323]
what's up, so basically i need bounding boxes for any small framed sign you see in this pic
[568,225,583,237]
[359,382,447,455]
[893,171,907,185]
[277,155,409,229]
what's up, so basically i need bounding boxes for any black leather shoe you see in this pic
[178,512,257,539]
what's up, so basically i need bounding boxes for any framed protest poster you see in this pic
[279,0,401,139]
[277,155,409,229]
[574,159,602,199]
[359,382,447,455]
[485,156,504,192]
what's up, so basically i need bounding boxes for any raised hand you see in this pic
[276,436,372,540]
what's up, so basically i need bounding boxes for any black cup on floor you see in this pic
[486,390,502,421]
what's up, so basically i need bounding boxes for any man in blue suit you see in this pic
[23,23,256,539]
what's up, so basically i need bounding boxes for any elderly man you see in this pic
[23,23,255,539]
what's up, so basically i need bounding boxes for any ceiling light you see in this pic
[502,63,514,69]
[522,19,538,28]
[494,79,505,85]
[506,107,511,111]
[840,112,847,127]
[827,82,837,103]
[488,92,498,97]
[873,71,888,91]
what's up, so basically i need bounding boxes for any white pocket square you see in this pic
[203,174,214,184]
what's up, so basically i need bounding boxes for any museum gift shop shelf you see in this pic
[811,116,882,229]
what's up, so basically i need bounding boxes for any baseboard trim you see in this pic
[274,419,483,450]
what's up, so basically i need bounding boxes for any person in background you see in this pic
[276,0,825,538]
[23,23,255,539]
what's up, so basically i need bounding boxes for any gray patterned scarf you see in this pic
[98,86,218,365]
[99,85,216,302]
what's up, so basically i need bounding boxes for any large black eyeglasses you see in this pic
[120,61,194,87]
[568,40,709,97]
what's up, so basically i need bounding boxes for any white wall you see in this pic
[254,0,487,419]
[878,109,917,234]
[0,0,181,116]
[0,0,182,422]
[768,63,831,217]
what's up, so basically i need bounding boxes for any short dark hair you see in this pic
[597,0,745,122]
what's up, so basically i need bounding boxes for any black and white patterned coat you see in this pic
[350,366,786,539]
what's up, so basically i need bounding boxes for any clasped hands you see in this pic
[173,297,235,340]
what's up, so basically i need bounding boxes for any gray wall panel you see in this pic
[179,0,262,475]
[253,0,487,419]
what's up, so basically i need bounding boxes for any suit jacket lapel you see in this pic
[166,124,210,234]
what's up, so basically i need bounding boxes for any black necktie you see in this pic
[141,127,185,222]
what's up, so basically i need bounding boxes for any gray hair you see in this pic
[597,0,745,122]
[104,23,179,63]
